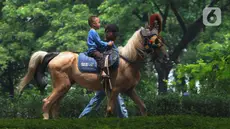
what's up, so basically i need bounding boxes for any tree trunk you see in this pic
[155,62,170,94]
[153,44,172,94]
[162,4,169,31]
[0,0,5,18]
[7,63,14,98]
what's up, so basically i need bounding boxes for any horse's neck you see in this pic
[120,53,143,74]
[118,30,144,62]
[131,54,144,69]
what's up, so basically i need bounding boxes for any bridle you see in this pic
[119,27,163,64]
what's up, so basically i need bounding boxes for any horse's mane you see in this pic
[118,28,144,62]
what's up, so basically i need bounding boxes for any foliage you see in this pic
[2,92,230,118]
[1,0,230,119]
[176,15,230,94]
[0,0,93,95]
[1,0,91,52]
[182,94,230,117]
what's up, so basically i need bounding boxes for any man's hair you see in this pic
[88,15,98,27]
[105,24,119,33]
[105,24,119,41]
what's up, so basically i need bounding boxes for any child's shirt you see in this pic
[87,29,108,55]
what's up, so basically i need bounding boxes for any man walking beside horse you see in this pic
[18,13,167,119]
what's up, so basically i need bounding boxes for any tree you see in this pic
[0,0,91,97]
[176,14,230,94]
[97,0,230,93]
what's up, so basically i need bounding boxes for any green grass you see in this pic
[0,115,230,129]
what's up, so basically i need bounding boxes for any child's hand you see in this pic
[108,41,114,46]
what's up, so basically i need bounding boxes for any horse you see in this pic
[18,26,167,119]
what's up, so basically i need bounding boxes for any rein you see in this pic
[119,54,147,64]
[119,48,154,64]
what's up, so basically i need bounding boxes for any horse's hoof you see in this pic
[43,98,47,102]
[106,106,113,117]
[43,113,49,120]
[105,112,112,117]
[107,106,112,111]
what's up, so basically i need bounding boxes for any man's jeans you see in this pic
[78,90,128,118]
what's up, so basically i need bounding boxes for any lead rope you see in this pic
[104,55,112,90]
[103,55,112,101]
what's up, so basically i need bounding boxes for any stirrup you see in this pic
[101,74,111,79]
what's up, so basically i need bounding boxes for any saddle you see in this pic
[78,48,119,73]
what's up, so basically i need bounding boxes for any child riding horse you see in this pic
[18,14,167,119]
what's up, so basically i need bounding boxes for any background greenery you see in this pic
[2,90,230,118]
[0,0,230,118]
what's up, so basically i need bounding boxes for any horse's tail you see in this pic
[34,52,59,93]
[18,51,48,96]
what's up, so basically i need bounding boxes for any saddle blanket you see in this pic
[78,53,99,73]
[78,49,119,73]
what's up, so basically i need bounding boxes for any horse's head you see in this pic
[140,27,159,52]
[118,24,168,64]
[138,27,168,64]
[140,13,163,51]
[140,13,169,64]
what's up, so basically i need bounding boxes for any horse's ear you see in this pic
[140,28,158,37]
[144,22,150,29]
[150,28,158,36]
[140,28,150,37]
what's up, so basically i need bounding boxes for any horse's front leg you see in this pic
[106,89,118,117]
[126,88,147,116]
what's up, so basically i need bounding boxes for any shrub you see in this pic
[1,90,230,118]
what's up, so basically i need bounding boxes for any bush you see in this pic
[148,93,181,115]
[181,94,230,117]
[1,90,230,118]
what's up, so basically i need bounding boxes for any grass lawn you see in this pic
[0,115,230,129]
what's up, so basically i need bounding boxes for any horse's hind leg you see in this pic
[126,88,147,116]
[42,69,71,119]
[50,95,62,119]
[42,89,60,119]
[50,87,70,119]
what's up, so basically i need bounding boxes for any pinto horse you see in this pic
[18,27,167,119]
